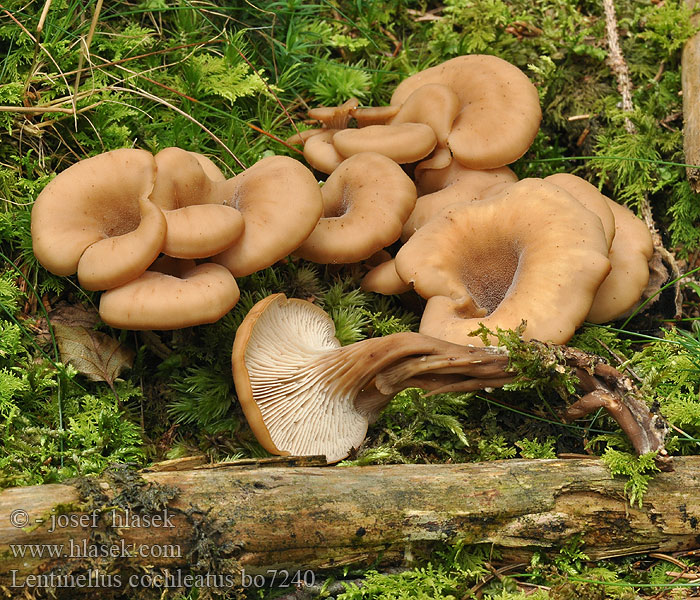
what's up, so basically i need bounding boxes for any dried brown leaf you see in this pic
[53,323,134,387]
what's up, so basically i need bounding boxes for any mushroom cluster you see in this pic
[294,54,656,347]
[31,147,326,329]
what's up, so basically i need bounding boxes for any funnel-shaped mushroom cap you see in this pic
[31,148,159,278]
[332,123,437,164]
[150,148,245,259]
[100,262,239,330]
[395,179,611,345]
[214,156,324,276]
[587,200,653,323]
[294,153,417,263]
[232,294,371,462]
[391,55,541,169]
[544,173,616,250]
[402,167,518,241]
[302,129,346,174]
[77,196,166,291]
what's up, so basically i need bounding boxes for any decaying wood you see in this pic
[1,458,700,596]
[683,0,700,190]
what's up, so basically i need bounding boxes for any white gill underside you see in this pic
[244,298,369,463]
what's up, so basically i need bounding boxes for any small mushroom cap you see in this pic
[232,293,371,462]
[587,199,653,323]
[391,55,541,169]
[162,204,245,259]
[308,97,359,129]
[332,123,437,164]
[395,178,611,345]
[77,196,166,291]
[294,153,417,264]
[302,129,346,174]
[150,147,246,259]
[389,83,460,147]
[287,128,326,146]
[402,167,519,241]
[214,156,323,276]
[544,173,616,250]
[350,104,401,127]
[31,148,157,276]
[361,258,411,295]
[99,262,239,330]
[416,159,517,196]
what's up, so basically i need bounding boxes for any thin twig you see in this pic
[73,0,104,101]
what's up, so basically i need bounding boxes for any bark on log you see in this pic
[1,457,700,596]
[683,0,700,189]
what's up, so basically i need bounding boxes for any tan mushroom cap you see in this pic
[544,173,616,250]
[150,148,245,259]
[416,158,517,196]
[77,197,166,291]
[31,148,165,287]
[391,83,460,161]
[395,178,611,346]
[302,129,346,174]
[402,167,519,241]
[587,200,653,323]
[100,262,239,330]
[294,153,417,264]
[391,55,541,169]
[308,97,359,129]
[350,104,400,127]
[361,259,411,295]
[214,155,323,276]
[332,123,437,164]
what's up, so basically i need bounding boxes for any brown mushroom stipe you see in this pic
[31,148,158,278]
[391,55,541,169]
[302,130,346,174]
[150,148,246,259]
[332,123,437,164]
[587,199,654,323]
[233,294,670,465]
[361,259,411,295]
[294,153,417,264]
[544,173,616,250]
[100,262,239,330]
[402,167,519,241]
[395,179,611,346]
[214,156,324,277]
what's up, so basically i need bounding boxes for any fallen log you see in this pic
[1,457,700,597]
